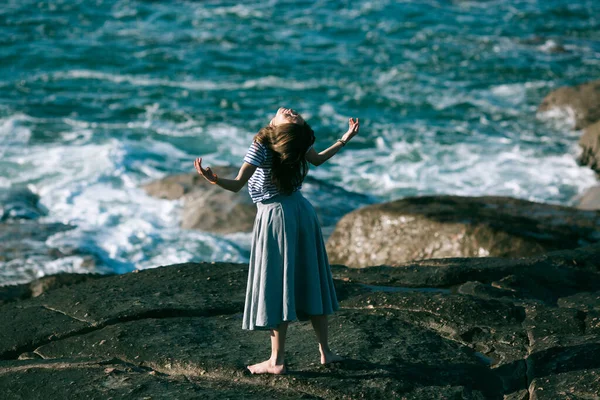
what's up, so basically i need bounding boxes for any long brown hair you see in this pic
[253,122,315,195]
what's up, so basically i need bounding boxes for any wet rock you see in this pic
[0,188,47,221]
[576,185,600,210]
[578,121,600,175]
[326,195,600,268]
[142,169,373,234]
[521,36,568,54]
[538,79,600,129]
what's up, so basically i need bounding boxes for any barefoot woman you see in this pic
[194,107,359,374]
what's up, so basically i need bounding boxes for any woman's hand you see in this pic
[341,118,360,142]
[194,157,218,184]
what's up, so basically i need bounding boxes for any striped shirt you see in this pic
[243,140,313,203]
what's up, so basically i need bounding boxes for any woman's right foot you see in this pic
[320,350,345,365]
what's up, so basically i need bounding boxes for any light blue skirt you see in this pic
[242,190,340,331]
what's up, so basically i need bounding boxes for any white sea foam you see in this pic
[1,133,250,285]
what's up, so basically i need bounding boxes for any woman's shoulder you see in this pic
[253,140,272,153]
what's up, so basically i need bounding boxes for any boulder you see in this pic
[578,121,600,175]
[538,79,600,129]
[576,184,600,210]
[326,195,600,268]
[142,168,373,234]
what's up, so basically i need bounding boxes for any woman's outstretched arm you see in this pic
[305,118,359,167]
[194,157,257,192]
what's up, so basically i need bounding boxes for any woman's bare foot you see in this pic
[320,349,345,365]
[246,358,287,375]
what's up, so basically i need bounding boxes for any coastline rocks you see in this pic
[578,121,600,175]
[326,195,600,268]
[1,244,599,399]
[538,79,600,129]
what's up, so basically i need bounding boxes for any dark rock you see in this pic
[326,195,600,268]
[0,272,109,305]
[576,185,600,210]
[0,188,47,221]
[331,243,600,305]
[579,121,600,175]
[528,368,600,400]
[557,291,600,312]
[31,310,498,399]
[0,357,308,399]
[538,79,600,129]
[587,311,600,334]
[520,36,568,54]
[526,334,600,381]
[523,305,585,345]
[456,281,521,302]
[340,290,528,367]
[2,243,600,399]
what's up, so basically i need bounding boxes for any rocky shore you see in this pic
[0,242,599,399]
[2,79,600,399]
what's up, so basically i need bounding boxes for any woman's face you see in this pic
[270,107,304,127]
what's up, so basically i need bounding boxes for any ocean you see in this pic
[1,0,598,286]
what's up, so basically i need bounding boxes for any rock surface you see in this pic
[577,185,600,210]
[538,79,600,129]
[142,169,373,234]
[579,121,600,175]
[326,195,600,268]
[1,244,599,399]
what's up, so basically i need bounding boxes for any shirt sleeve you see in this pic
[243,141,266,167]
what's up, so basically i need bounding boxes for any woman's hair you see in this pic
[253,122,315,195]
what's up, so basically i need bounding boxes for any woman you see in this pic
[194,107,360,375]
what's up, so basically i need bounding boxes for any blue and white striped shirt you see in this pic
[243,140,313,203]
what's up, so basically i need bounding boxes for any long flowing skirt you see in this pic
[242,190,339,331]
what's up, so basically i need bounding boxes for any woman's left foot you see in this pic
[246,359,287,375]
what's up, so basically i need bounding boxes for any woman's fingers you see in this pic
[194,157,208,178]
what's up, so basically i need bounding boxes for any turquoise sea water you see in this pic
[1,0,599,285]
